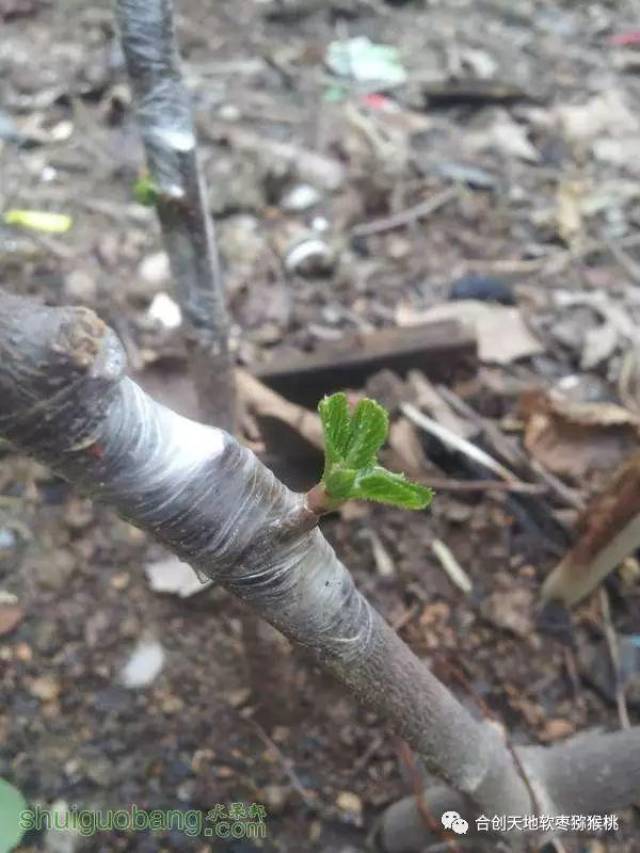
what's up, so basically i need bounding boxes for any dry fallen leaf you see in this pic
[555,178,585,246]
[581,322,619,370]
[519,389,640,483]
[555,90,639,143]
[481,587,533,638]
[397,300,543,365]
[467,110,539,162]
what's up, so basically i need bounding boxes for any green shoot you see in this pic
[317,392,433,510]
[133,175,160,206]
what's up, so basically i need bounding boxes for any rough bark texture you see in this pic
[114,0,235,432]
[1,290,639,844]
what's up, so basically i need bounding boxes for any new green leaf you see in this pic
[344,398,388,469]
[352,466,433,509]
[318,392,351,475]
[317,392,433,511]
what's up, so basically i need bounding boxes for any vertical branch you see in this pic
[1,291,640,840]
[115,0,236,432]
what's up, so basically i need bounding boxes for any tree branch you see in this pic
[115,0,235,431]
[1,289,638,841]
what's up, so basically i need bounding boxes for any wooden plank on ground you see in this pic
[255,320,477,408]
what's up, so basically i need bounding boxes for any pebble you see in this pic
[540,718,574,742]
[121,638,165,688]
[284,236,335,276]
[260,784,290,814]
[30,551,76,591]
[29,675,61,702]
[64,269,97,303]
[147,292,182,329]
[280,183,321,212]
[136,251,170,295]
[335,790,363,818]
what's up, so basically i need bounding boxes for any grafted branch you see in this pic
[0,289,638,845]
[115,0,235,431]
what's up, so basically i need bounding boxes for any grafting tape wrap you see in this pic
[0,293,540,817]
[0,296,373,664]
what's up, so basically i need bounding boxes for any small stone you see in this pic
[260,784,290,814]
[64,269,97,303]
[0,528,17,550]
[147,292,182,329]
[121,638,165,689]
[226,687,251,708]
[336,790,363,817]
[64,498,93,530]
[135,251,170,298]
[191,748,216,773]
[280,183,321,212]
[218,215,266,269]
[30,551,76,591]
[215,765,235,779]
[271,725,290,744]
[15,642,32,662]
[540,718,574,742]
[284,236,335,276]
[110,572,130,590]
[481,588,533,638]
[85,755,115,786]
[177,780,196,801]
[29,675,61,702]
[161,693,185,714]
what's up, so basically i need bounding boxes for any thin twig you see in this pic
[397,740,461,853]
[401,403,522,484]
[248,717,318,809]
[424,477,545,495]
[431,539,472,594]
[351,187,458,238]
[436,386,585,511]
[599,588,631,730]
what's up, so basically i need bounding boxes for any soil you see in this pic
[1,1,639,851]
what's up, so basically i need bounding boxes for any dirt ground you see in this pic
[1,0,640,851]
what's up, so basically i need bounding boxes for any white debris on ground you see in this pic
[121,638,165,689]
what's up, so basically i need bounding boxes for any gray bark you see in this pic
[114,0,235,431]
[1,290,638,845]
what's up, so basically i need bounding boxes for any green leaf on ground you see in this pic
[3,209,72,234]
[0,778,27,853]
